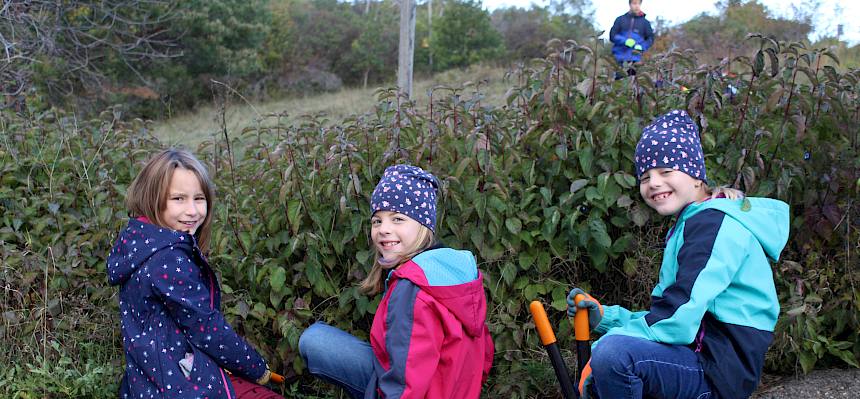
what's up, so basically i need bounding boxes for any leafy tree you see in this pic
[0,0,180,110]
[138,0,273,114]
[490,0,595,62]
[656,1,812,64]
[281,0,362,78]
[342,3,399,87]
[420,0,504,71]
[175,0,272,78]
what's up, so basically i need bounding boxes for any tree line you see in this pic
[1,0,856,118]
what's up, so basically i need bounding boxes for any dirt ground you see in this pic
[752,369,860,398]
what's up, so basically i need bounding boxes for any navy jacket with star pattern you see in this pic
[107,218,267,398]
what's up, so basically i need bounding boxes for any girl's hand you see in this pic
[566,288,603,331]
[256,368,271,385]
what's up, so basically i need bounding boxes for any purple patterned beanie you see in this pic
[370,164,439,232]
[634,109,707,183]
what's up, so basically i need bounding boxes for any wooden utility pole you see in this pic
[428,0,433,71]
[397,0,416,98]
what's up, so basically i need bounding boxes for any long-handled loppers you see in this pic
[529,300,577,398]
[529,295,592,399]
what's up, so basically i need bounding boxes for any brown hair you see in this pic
[126,149,215,252]
[706,184,745,200]
[359,224,435,295]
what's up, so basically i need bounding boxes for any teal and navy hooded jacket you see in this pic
[107,218,268,398]
[594,198,789,398]
[366,247,494,398]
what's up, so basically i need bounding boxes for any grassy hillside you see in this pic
[153,65,513,147]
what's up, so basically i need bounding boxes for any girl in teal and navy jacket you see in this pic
[569,110,789,399]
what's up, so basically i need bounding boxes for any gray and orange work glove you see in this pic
[566,288,603,331]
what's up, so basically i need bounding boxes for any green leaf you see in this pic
[630,204,650,226]
[524,284,540,301]
[356,249,372,266]
[488,195,506,213]
[537,251,551,273]
[613,172,636,189]
[551,285,567,311]
[306,259,322,286]
[579,148,594,176]
[741,197,752,212]
[785,304,806,317]
[501,262,517,286]
[588,218,612,249]
[270,267,286,292]
[569,179,589,194]
[287,199,302,230]
[540,187,553,204]
[239,231,252,253]
[585,186,602,202]
[270,290,285,308]
[765,47,779,77]
[577,77,594,97]
[505,218,522,235]
[610,233,633,254]
[830,349,860,368]
[519,252,536,270]
[589,246,608,272]
[753,49,765,76]
[616,194,634,208]
[597,172,610,194]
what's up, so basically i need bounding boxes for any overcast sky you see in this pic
[481,0,858,45]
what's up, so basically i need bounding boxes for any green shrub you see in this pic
[1,37,858,397]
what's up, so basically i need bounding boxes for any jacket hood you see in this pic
[680,198,790,262]
[393,248,488,337]
[107,218,195,286]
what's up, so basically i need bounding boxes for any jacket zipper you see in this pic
[204,250,231,398]
[629,14,635,36]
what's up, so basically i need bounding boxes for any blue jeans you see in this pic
[298,322,374,399]
[590,335,712,399]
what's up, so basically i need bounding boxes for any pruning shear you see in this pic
[270,371,286,384]
[223,369,286,385]
[529,294,591,399]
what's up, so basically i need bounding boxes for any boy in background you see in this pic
[610,0,654,79]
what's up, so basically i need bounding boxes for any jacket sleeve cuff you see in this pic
[594,305,620,334]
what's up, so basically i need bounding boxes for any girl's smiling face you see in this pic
[371,211,423,267]
[161,168,207,234]
[639,168,708,216]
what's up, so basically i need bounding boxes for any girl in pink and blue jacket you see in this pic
[299,164,494,398]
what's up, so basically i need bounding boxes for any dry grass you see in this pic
[152,64,515,147]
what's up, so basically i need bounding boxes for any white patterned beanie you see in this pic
[370,164,439,232]
[634,109,707,183]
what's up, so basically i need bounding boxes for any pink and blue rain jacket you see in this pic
[367,247,494,398]
[107,218,267,398]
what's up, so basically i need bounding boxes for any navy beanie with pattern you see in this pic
[634,109,707,183]
[370,164,439,232]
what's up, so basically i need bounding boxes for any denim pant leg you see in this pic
[590,335,712,399]
[299,322,375,399]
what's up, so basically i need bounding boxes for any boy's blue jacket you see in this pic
[107,218,267,399]
[609,11,654,64]
[594,198,789,399]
